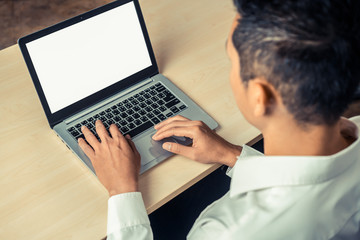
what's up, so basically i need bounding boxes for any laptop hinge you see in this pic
[64,77,154,125]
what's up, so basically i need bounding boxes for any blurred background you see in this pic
[0,0,112,50]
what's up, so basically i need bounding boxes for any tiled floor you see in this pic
[0,0,112,49]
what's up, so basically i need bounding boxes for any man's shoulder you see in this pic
[189,183,328,239]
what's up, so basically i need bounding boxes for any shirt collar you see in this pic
[230,116,360,198]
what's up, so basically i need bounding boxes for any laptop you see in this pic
[18,0,218,174]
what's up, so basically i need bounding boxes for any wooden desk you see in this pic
[0,0,260,239]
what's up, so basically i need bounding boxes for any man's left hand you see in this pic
[78,120,141,196]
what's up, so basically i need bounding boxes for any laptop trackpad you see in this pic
[148,136,192,159]
[149,137,176,157]
[134,134,174,165]
[134,133,192,166]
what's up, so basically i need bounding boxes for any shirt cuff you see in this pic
[107,192,150,235]
[226,144,264,177]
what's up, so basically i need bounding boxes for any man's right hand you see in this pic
[152,115,242,167]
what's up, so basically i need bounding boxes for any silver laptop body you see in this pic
[18,0,218,174]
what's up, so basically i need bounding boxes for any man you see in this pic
[78,0,360,239]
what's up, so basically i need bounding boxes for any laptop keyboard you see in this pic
[66,82,187,141]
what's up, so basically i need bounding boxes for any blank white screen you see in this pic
[26,1,152,113]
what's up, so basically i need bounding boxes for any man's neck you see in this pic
[262,118,352,156]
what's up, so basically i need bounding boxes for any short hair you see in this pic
[232,0,360,126]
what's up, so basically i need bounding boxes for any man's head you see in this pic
[229,0,360,128]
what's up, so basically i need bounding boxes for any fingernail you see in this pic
[81,126,85,131]
[163,143,171,151]
[152,134,158,140]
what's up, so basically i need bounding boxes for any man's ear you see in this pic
[248,78,277,117]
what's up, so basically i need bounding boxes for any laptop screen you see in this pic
[25,1,152,114]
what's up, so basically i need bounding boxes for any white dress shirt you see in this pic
[107,116,360,240]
